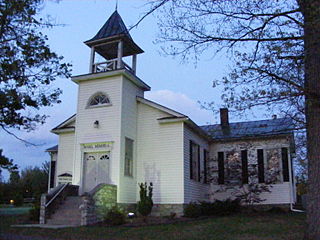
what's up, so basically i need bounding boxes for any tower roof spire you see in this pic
[84,10,143,59]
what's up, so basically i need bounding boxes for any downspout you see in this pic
[288,146,305,212]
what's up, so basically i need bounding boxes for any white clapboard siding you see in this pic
[183,125,210,203]
[136,103,184,204]
[118,76,144,203]
[56,132,75,186]
[73,76,122,190]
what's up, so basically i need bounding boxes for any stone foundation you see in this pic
[151,204,184,217]
[117,203,137,213]
[80,195,99,225]
[79,199,292,225]
[39,194,47,224]
[80,184,117,226]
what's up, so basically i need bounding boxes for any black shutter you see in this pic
[198,145,201,182]
[189,141,193,179]
[257,149,265,183]
[218,152,224,184]
[241,150,248,184]
[50,161,56,188]
[281,148,289,182]
[204,150,208,184]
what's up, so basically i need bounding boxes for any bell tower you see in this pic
[84,10,144,75]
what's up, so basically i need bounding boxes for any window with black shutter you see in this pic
[189,141,193,179]
[281,147,289,182]
[218,152,224,184]
[204,150,208,183]
[241,150,248,184]
[257,149,265,183]
[189,141,200,181]
[124,138,134,177]
[50,161,56,188]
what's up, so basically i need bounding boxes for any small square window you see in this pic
[125,138,133,177]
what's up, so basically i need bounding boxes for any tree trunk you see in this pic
[299,0,320,239]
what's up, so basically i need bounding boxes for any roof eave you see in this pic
[157,117,189,124]
[51,127,75,135]
[84,35,144,54]
[210,132,294,143]
[51,114,76,131]
[137,97,185,117]
[72,69,151,91]
[185,119,212,142]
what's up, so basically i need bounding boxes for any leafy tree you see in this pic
[0,149,18,181]
[20,164,48,199]
[8,169,23,206]
[0,0,71,138]
[139,0,319,238]
[9,169,20,184]
[41,160,50,176]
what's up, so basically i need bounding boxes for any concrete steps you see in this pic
[46,196,82,226]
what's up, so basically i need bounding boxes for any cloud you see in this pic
[145,90,213,125]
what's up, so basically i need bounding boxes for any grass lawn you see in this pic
[0,212,305,240]
[0,206,32,215]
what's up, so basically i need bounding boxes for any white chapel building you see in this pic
[46,10,296,217]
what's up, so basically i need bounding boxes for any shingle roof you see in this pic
[201,118,294,141]
[84,10,143,59]
[46,145,58,152]
[86,10,131,43]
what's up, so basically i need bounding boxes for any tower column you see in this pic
[89,47,95,73]
[84,10,144,74]
[117,40,123,69]
[132,54,137,74]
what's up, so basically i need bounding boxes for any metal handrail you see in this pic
[45,183,69,208]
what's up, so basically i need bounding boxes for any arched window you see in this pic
[100,154,110,161]
[87,92,111,108]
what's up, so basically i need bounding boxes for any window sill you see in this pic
[86,103,112,109]
[190,178,206,184]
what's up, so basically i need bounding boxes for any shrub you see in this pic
[137,182,153,217]
[13,192,24,206]
[185,199,241,218]
[104,206,126,225]
[184,202,201,218]
[198,201,217,216]
[267,207,288,214]
[29,203,40,221]
[165,212,177,220]
[213,198,241,215]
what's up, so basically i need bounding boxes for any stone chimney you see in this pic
[220,108,229,127]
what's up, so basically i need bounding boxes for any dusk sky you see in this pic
[0,0,264,179]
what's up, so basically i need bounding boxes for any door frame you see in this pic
[79,142,113,194]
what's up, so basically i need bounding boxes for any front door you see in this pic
[83,152,110,192]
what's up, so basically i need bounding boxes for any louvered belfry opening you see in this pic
[84,10,144,75]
